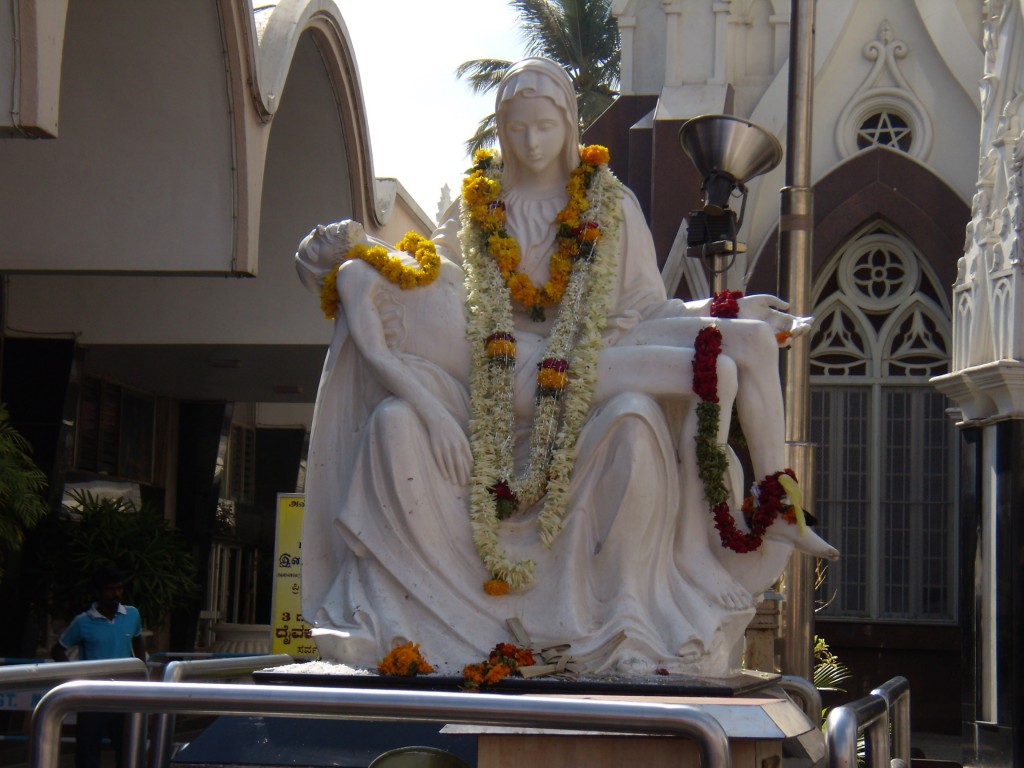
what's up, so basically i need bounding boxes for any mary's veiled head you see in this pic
[495,58,580,187]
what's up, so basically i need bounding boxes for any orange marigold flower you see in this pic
[514,648,536,667]
[537,368,569,389]
[577,222,601,242]
[580,144,610,166]
[377,641,434,676]
[463,663,485,687]
[484,663,511,685]
[483,578,510,596]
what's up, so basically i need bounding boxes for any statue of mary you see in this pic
[295,57,830,677]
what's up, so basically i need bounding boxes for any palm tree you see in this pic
[0,403,48,579]
[456,0,620,154]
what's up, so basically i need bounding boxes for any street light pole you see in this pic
[778,0,816,680]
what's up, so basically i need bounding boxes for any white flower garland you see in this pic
[460,149,623,590]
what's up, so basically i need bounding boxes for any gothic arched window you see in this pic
[811,224,955,621]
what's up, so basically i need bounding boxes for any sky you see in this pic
[335,0,528,220]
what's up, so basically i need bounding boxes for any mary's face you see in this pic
[501,95,568,179]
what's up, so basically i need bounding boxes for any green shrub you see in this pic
[0,403,49,578]
[39,490,199,630]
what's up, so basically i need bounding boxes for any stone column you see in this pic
[931,3,1024,764]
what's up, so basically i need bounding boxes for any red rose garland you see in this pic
[693,291,797,552]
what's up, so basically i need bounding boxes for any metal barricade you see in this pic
[779,674,823,730]
[3,659,149,765]
[825,675,911,768]
[31,679,733,768]
[871,676,910,767]
[150,654,293,768]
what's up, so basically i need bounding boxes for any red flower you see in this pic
[488,480,519,520]
[710,290,743,318]
[692,327,722,403]
[538,357,569,372]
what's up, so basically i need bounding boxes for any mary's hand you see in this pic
[424,410,472,487]
[737,294,812,345]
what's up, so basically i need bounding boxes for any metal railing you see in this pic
[871,676,910,766]
[779,674,823,729]
[0,658,148,687]
[825,675,911,768]
[31,679,733,768]
[1,659,150,764]
[149,654,293,768]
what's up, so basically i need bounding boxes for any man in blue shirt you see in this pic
[51,566,146,768]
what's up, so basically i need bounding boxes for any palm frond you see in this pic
[0,404,49,577]
[456,0,621,146]
[455,59,514,95]
[464,114,499,157]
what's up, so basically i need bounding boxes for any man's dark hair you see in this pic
[92,565,125,591]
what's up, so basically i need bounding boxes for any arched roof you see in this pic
[749,147,968,296]
[0,0,384,275]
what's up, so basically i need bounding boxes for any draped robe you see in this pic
[297,188,753,675]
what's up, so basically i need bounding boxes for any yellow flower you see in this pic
[320,266,341,320]
[314,232,440,315]
[463,145,613,315]
[463,174,499,205]
[488,234,519,265]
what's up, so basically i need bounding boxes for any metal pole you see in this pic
[778,0,816,680]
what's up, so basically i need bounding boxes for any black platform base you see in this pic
[252,666,779,697]
[172,716,478,768]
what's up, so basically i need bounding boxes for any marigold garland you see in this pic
[462,642,536,690]
[693,291,802,552]
[463,146,607,322]
[461,145,621,591]
[319,231,440,319]
[377,641,435,676]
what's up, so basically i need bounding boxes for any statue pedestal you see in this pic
[169,668,823,767]
[446,695,823,768]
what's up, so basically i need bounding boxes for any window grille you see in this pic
[75,376,155,483]
[857,111,912,152]
[811,224,955,622]
[227,424,256,504]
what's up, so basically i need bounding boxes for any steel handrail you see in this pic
[31,679,732,768]
[150,654,293,768]
[826,675,912,768]
[4,659,149,767]
[871,676,910,766]
[825,692,889,768]
[0,658,148,688]
[779,674,823,729]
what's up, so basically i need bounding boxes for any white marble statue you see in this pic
[296,57,837,677]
